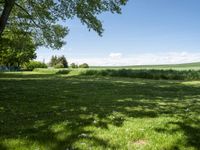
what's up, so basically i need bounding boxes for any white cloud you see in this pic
[109,53,122,59]
[67,52,200,66]
[36,51,200,66]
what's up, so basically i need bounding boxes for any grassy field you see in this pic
[91,62,200,70]
[0,70,200,150]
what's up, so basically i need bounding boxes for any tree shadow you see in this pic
[0,74,200,149]
[0,72,56,79]
[0,144,7,150]
[155,117,200,149]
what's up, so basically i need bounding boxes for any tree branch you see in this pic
[0,0,5,4]
[0,0,15,35]
[14,2,44,29]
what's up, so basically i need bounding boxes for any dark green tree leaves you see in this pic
[0,29,36,68]
[49,55,68,68]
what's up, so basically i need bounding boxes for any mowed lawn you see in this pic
[0,72,200,150]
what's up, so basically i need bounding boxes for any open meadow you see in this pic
[1,1,200,149]
[0,67,200,150]
[91,62,200,70]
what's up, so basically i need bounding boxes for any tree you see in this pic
[24,61,47,71]
[0,29,36,68]
[0,0,128,49]
[70,63,78,68]
[79,63,89,68]
[58,55,68,68]
[49,55,68,68]
[49,55,58,67]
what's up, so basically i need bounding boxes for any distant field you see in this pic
[91,62,200,70]
[24,65,200,81]
[0,71,200,150]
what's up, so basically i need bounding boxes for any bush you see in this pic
[70,63,78,68]
[58,56,68,68]
[56,69,71,74]
[0,66,20,71]
[24,61,47,71]
[79,63,89,68]
[49,55,68,68]
[32,68,59,74]
[79,69,200,80]
[54,63,64,68]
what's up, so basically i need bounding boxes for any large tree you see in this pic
[0,28,36,67]
[0,0,128,49]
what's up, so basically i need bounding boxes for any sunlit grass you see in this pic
[0,72,199,150]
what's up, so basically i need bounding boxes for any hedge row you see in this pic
[79,69,200,80]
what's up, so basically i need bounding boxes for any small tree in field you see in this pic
[49,56,58,67]
[79,63,89,68]
[70,63,78,68]
[58,55,68,68]
[49,55,68,68]
[24,61,47,71]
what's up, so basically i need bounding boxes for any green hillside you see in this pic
[91,62,200,70]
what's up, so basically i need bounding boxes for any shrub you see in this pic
[24,61,47,71]
[79,63,89,68]
[54,63,64,68]
[56,69,71,74]
[70,63,78,68]
[49,55,68,68]
[79,69,200,80]
[33,68,58,74]
[58,55,68,68]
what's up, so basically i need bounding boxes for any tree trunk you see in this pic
[0,0,15,36]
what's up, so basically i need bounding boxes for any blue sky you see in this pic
[36,0,200,66]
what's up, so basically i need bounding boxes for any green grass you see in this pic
[78,69,200,80]
[91,62,200,70]
[0,71,200,150]
[32,68,200,80]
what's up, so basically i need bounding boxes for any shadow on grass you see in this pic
[0,72,56,79]
[155,118,200,149]
[172,119,200,148]
[0,74,200,149]
[0,144,7,150]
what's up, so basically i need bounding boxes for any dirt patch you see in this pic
[133,139,148,146]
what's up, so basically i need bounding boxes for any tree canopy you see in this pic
[79,63,89,68]
[49,55,68,68]
[0,28,36,67]
[0,0,128,49]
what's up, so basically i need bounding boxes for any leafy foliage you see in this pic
[24,61,47,71]
[70,63,78,68]
[49,55,68,68]
[80,69,200,80]
[79,63,89,68]
[54,63,64,69]
[58,55,68,68]
[0,29,36,68]
[56,69,71,74]
[49,55,58,67]
[0,0,128,49]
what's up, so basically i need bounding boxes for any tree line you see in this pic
[49,55,89,69]
[0,52,89,71]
